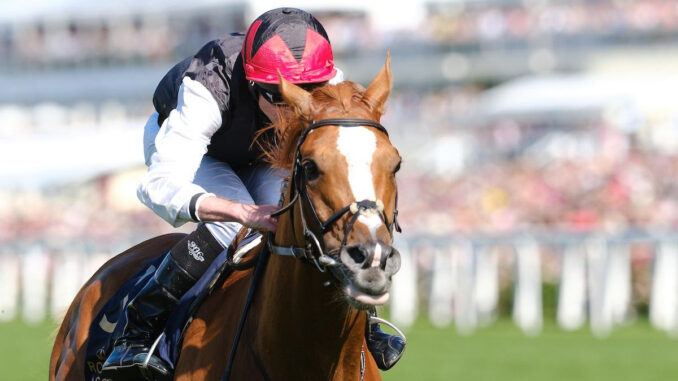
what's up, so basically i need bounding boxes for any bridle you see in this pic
[268,118,402,272]
[222,118,403,381]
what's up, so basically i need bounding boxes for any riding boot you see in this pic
[101,225,224,380]
[365,308,406,370]
[101,254,196,381]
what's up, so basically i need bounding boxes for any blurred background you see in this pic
[2,0,678,380]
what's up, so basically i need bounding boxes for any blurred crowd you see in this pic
[4,0,678,70]
[398,143,678,235]
[0,8,245,70]
[4,0,678,249]
[0,177,181,253]
[367,76,678,236]
[428,0,678,47]
[5,134,677,247]
[3,82,678,245]
[5,17,174,68]
[378,83,678,236]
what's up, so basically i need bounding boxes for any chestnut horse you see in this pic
[50,55,402,381]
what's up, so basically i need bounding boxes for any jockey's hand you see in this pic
[236,203,279,232]
[196,196,279,232]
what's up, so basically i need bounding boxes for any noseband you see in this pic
[269,118,402,272]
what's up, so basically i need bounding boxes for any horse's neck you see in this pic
[253,256,366,379]
[251,191,366,379]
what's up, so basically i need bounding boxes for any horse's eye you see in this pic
[303,160,320,181]
[393,161,401,175]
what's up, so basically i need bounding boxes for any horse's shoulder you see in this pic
[176,246,261,380]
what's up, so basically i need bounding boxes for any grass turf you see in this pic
[389,318,678,381]
[2,318,677,380]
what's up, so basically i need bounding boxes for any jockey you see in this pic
[101,7,405,380]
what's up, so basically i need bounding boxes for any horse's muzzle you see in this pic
[338,243,401,306]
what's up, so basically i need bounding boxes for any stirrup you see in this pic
[368,315,407,345]
[101,333,172,381]
[143,333,165,368]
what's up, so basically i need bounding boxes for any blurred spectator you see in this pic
[426,0,678,45]
[397,147,678,235]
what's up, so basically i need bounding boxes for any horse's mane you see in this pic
[255,81,381,170]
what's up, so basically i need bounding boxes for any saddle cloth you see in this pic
[84,232,263,380]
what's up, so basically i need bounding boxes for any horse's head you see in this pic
[268,54,402,309]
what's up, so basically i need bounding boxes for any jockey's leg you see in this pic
[101,225,222,380]
[102,156,259,380]
[365,307,406,370]
[236,162,286,206]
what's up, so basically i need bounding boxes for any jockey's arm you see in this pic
[137,77,277,231]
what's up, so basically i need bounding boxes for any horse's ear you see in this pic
[362,51,392,116]
[278,71,312,120]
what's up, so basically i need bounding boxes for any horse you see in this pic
[50,54,403,381]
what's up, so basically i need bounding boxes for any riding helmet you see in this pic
[242,7,336,84]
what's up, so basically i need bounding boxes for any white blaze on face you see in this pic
[336,126,384,267]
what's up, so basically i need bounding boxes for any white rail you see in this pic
[1,232,677,339]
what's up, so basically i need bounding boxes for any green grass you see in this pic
[388,319,678,381]
[2,318,677,380]
[0,320,58,381]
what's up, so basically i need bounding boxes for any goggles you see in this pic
[251,81,328,105]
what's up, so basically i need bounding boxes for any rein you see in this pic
[221,240,271,381]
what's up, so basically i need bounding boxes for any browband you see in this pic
[295,119,389,154]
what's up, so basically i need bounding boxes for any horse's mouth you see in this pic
[344,284,390,309]
[326,243,400,309]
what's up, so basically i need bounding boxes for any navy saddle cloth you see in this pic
[84,233,262,380]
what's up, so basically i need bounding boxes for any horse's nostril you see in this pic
[346,246,366,264]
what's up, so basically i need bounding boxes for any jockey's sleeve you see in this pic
[330,67,344,85]
[137,77,222,227]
